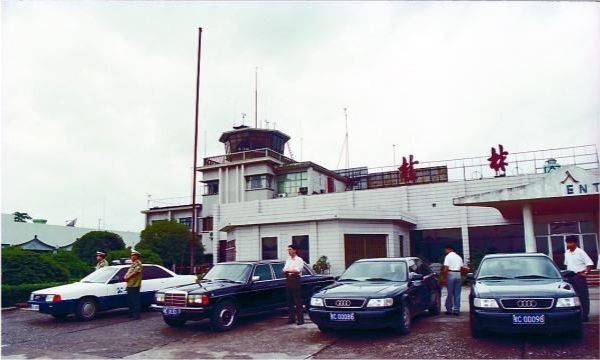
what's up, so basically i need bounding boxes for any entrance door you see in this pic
[344,234,387,269]
[550,235,566,268]
[582,234,599,268]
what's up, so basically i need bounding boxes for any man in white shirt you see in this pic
[443,245,464,316]
[283,244,305,325]
[564,235,594,322]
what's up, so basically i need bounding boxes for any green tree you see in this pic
[1,247,70,285]
[138,221,203,270]
[40,250,93,280]
[71,231,126,264]
[13,212,32,222]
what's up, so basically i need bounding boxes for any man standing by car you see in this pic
[564,235,594,322]
[443,245,464,316]
[95,251,109,270]
[123,249,143,320]
[283,244,305,325]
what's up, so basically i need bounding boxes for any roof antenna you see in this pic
[254,66,258,128]
[344,107,350,169]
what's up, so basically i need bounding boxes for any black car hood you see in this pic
[318,281,408,297]
[162,280,242,294]
[473,279,576,297]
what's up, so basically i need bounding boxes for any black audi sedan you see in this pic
[151,260,334,331]
[308,257,441,335]
[468,253,582,338]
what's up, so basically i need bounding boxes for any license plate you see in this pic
[30,304,39,311]
[330,312,355,321]
[163,307,180,317]
[512,314,545,324]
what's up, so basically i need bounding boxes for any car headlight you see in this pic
[154,293,165,303]
[45,294,61,302]
[187,294,209,306]
[556,297,581,308]
[366,298,393,307]
[310,297,324,307]
[473,298,499,308]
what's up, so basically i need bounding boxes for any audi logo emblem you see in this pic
[335,300,352,307]
[517,300,537,308]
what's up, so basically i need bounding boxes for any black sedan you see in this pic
[468,253,583,338]
[308,257,442,335]
[151,260,335,331]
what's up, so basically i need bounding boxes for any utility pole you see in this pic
[190,27,202,275]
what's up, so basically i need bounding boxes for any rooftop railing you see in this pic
[357,144,598,183]
[202,148,295,167]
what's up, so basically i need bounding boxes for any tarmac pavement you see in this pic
[2,286,598,359]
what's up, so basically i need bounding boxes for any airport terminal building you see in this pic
[143,126,599,275]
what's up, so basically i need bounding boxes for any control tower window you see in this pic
[246,174,273,190]
[277,172,308,195]
[203,180,219,195]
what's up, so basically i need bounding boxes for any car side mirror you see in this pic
[561,270,576,278]
[108,276,120,284]
[251,275,260,282]
[334,276,340,281]
[410,273,424,281]
[466,272,475,280]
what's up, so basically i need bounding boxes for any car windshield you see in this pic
[477,257,561,280]
[203,264,252,283]
[80,266,119,283]
[339,261,407,282]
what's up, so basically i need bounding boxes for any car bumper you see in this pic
[151,304,212,321]
[471,308,582,334]
[308,307,402,329]
[27,300,77,315]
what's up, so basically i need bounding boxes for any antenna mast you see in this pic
[255,66,258,128]
[345,107,349,169]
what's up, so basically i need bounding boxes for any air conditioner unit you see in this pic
[277,193,288,198]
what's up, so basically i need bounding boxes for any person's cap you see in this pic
[130,249,141,256]
[96,251,106,257]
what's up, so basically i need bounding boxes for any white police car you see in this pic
[28,264,197,321]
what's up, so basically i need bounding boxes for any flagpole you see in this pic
[190,27,202,274]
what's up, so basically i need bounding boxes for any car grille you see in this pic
[324,298,366,309]
[499,298,554,310]
[164,291,187,307]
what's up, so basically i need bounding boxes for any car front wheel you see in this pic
[393,303,411,335]
[75,298,97,321]
[210,300,238,331]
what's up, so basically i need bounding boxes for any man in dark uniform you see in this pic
[123,249,143,320]
[95,251,109,270]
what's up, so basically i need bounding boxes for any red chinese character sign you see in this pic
[399,155,419,183]
[487,144,509,177]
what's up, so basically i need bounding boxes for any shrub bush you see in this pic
[1,247,70,285]
[312,256,331,274]
[2,282,69,307]
[40,250,94,280]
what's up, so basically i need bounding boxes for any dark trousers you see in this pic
[286,275,303,322]
[568,275,590,319]
[127,287,141,318]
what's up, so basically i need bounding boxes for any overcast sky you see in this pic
[2,1,599,232]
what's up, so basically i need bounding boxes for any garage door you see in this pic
[344,234,387,268]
